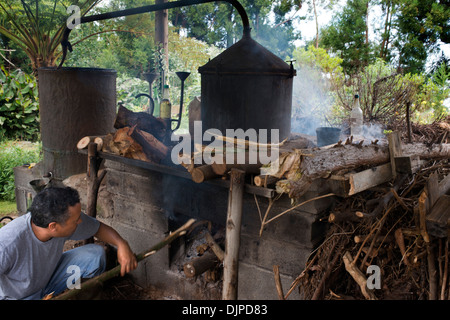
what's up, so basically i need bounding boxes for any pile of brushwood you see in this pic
[285,156,449,300]
[393,116,450,145]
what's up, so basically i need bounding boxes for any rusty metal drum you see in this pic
[38,67,117,181]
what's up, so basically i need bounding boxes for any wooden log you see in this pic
[254,175,279,187]
[278,142,450,199]
[212,162,262,176]
[114,104,167,141]
[83,143,107,245]
[93,136,104,151]
[211,152,263,176]
[223,169,246,300]
[205,231,225,261]
[77,136,104,151]
[328,210,362,223]
[342,251,377,300]
[191,165,219,183]
[329,163,393,197]
[183,251,218,278]
[388,131,403,178]
[86,142,106,219]
[129,125,168,162]
[110,127,150,162]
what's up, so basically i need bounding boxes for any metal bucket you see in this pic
[316,127,341,147]
[38,67,117,181]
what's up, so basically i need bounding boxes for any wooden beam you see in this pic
[329,163,392,197]
[222,169,246,300]
[388,132,403,178]
[426,195,450,238]
[348,163,392,196]
[394,155,422,174]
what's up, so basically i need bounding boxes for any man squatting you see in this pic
[0,186,138,299]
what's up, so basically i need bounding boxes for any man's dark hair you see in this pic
[29,187,80,228]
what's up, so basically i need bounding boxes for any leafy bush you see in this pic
[0,141,41,201]
[0,66,40,141]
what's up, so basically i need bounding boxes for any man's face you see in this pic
[51,202,82,238]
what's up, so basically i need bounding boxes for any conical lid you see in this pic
[198,35,295,76]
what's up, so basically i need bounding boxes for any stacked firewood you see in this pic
[77,105,169,163]
[284,158,450,300]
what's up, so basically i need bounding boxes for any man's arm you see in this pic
[94,222,138,276]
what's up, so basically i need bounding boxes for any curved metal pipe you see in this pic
[135,93,155,115]
[58,0,250,68]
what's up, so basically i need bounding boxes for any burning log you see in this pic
[183,251,219,278]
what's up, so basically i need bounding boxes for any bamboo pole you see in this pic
[51,218,196,300]
[222,168,246,300]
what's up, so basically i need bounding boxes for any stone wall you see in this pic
[91,159,335,300]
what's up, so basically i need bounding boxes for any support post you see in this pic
[86,142,107,219]
[222,168,246,300]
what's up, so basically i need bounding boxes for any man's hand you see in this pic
[95,222,138,276]
[117,241,138,276]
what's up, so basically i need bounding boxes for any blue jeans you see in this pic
[25,244,106,299]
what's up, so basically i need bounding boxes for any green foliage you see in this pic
[393,0,450,74]
[320,0,374,74]
[412,62,450,122]
[170,0,300,58]
[0,140,41,201]
[0,0,100,72]
[0,66,40,141]
[291,46,448,128]
[116,75,150,112]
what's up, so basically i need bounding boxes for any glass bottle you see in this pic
[350,94,363,136]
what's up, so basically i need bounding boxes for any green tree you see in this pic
[320,0,374,74]
[392,0,450,74]
[170,0,301,58]
[0,0,100,73]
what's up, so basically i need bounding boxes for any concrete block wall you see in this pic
[98,159,334,299]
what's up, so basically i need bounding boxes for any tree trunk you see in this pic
[313,0,319,48]
[276,143,450,199]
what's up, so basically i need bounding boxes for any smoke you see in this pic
[291,64,335,136]
[290,64,387,143]
[361,123,385,141]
